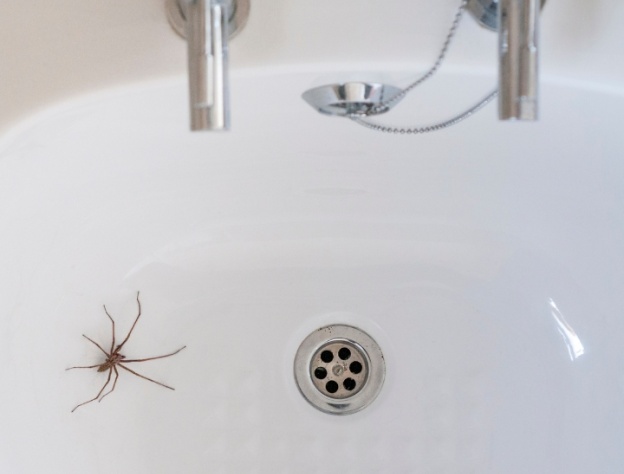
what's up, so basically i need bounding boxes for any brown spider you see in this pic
[67,291,186,412]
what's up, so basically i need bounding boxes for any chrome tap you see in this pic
[184,0,230,131]
[166,0,249,131]
[468,0,544,120]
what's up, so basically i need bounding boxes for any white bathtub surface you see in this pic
[0,70,623,473]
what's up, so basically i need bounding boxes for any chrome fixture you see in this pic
[302,82,405,117]
[302,1,499,135]
[166,0,249,131]
[294,325,385,415]
[468,0,545,120]
[302,0,546,133]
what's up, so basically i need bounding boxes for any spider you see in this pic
[67,292,186,412]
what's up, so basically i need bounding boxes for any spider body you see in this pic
[97,353,126,372]
[67,292,186,412]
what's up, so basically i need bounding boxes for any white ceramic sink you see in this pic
[0,67,623,473]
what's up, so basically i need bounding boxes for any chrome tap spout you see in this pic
[167,0,249,131]
[498,0,540,120]
[468,0,544,121]
[183,0,230,131]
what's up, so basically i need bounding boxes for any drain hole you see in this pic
[338,347,351,360]
[343,378,356,391]
[314,367,327,380]
[295,325,386,414]
[309,339,369,400]
[349,361,363,374]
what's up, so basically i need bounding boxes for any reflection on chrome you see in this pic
[549,298,585,360]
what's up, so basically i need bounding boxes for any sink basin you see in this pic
[0,69,623,473]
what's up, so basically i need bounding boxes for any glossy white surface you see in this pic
[0,68,623,472]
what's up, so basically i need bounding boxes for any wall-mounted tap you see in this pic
[468,0,545,121]
[166,0,249,131]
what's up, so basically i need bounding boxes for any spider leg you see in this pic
[66,364,101,371]
[123,345,186,363]
[71,367,113,413]
[82,334,109,357]
[103,304,116,354]
[118,363,175,391]
[98,366,120,403]
[115,291,142,352]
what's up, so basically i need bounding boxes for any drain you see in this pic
[301,82,404,117]
[294,325,385,415]
[310,340,368,399]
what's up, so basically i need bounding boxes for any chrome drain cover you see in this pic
[294,325,385,415]
[301,82,403,117]
[310,339,369,399]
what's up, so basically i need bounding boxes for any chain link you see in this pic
[351,0,497,134]
[351,89,497,134]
